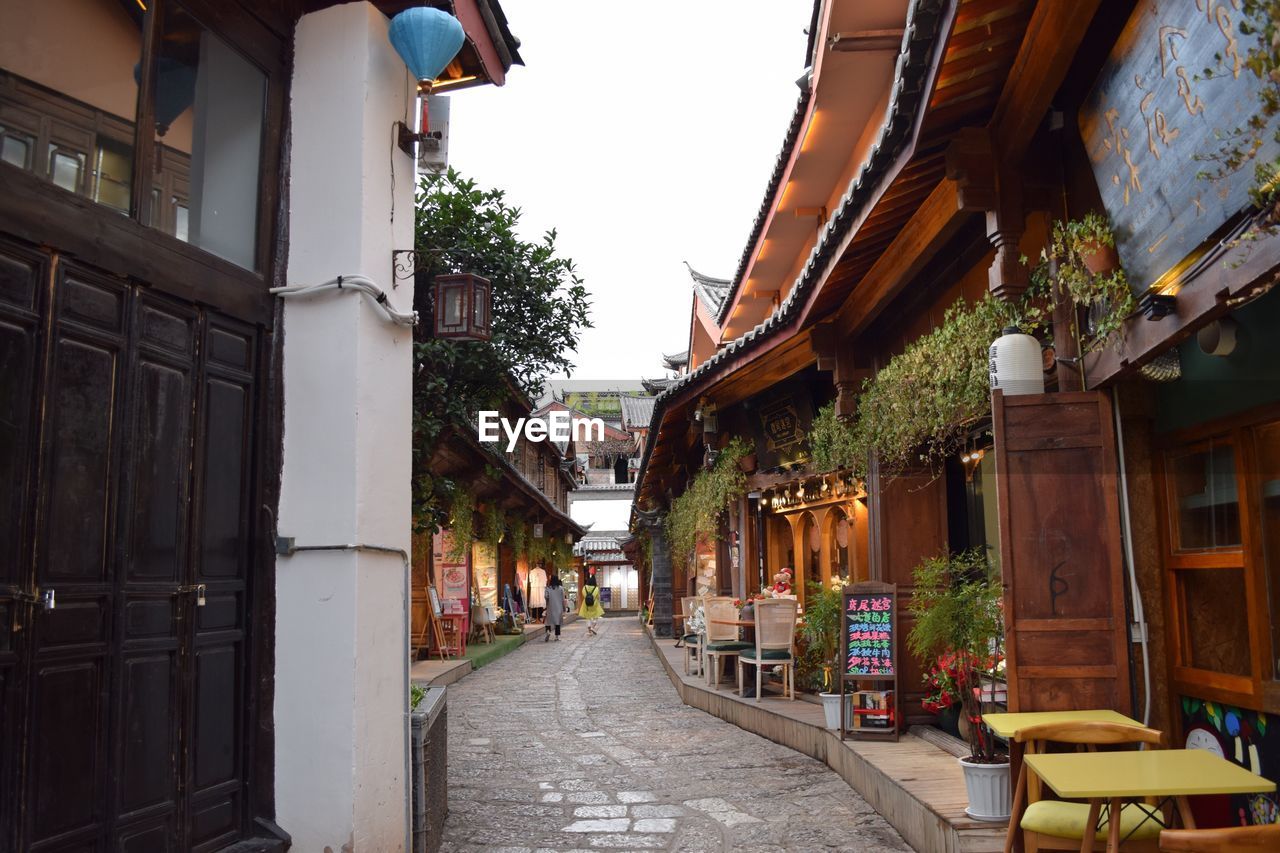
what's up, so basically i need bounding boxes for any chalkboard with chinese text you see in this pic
[844,587,896,678]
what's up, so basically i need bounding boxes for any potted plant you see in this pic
[737,451,758,474]
[1047,212,1137,349]
[799,579,851,729]
[907,549,1009,822]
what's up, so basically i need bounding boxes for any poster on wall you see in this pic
[472,542,498,611]
[1181,697,1280,826]
[433,530,469,614]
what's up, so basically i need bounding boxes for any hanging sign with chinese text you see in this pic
[1080,0,1280,290]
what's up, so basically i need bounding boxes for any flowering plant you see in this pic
[920,649,1003,714]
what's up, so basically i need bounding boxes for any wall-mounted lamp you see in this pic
[391,251,491,341]
[1139,291,1177,321]
[387,7,466,156]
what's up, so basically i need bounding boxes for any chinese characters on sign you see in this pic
[845,593,895,677]
[1080,0,1280,290]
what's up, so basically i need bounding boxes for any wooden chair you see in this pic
[736,598,798,702]
[1006,721,1167,853]
[678,596,702,675]
[703,597,749,688]
[1159,824,1280,851]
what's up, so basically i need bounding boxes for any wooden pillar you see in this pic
[645,517,675,638]
[812,506,833,587]
[786,513,807,607]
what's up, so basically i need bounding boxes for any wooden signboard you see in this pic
[840,581,899,742]
[1080,0,1280,291]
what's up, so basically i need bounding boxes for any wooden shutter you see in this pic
[993,390,1132,713]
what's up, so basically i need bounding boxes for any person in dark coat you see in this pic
[543,574,565,642]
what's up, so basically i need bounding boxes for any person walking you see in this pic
[543,574,565,642]
[579,575,605,635]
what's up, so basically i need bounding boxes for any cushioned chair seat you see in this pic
[704,640,751,652]
[740,649,793,662]
[682,634,699,644]
[1022,800,1165,842]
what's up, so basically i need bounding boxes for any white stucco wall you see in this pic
[276,3,415,850]
[569,492,635,532]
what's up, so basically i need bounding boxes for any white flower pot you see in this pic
[819,692,853,729]
[959,757,1011,822]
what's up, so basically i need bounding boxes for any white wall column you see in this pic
[276,3,415,850]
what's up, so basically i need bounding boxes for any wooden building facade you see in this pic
[634,0,1280,821]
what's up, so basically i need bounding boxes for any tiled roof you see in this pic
[634,0,948,511]
[685,261,731,317]
[661,351,689,370]
[619,394,657,430]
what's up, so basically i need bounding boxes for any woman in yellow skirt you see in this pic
[578,571,605,635]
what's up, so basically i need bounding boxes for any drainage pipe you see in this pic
[1110,387,1152,726]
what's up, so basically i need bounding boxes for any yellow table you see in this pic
[1024,749,1275,852]
[982,709,1141,740]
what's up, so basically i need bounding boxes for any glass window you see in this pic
[1,127,32,169]
[0,0,141,208]
[1169,441,1241,550]
[1179,567,1253,676]
[148,4,265,269]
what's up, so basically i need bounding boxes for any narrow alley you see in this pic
[441,619,910,852]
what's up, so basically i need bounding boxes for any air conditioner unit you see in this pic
[418,94,450,174]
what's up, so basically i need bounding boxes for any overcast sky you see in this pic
[448,1,814,381]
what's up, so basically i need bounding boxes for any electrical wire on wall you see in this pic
[270,275,418,326]
[1111,385,1153,726]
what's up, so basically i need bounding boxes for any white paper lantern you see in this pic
[989,326,1044,397]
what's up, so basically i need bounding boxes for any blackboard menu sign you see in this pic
[839,581,899,742]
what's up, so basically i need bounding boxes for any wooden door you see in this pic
[869,459,949,725]
[993,390,1132,714]
[0,241,262,852]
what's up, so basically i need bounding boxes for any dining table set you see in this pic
[982,709,1276,852]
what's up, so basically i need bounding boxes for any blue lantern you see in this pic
[388,7,466,86]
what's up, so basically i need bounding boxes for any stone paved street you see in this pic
[441,617,911,852]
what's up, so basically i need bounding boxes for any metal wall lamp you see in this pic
[392,249,491,342]
[1139,291,1177,320]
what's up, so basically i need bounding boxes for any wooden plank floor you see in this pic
[651,632,1008,853]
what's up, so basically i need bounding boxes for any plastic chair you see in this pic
[1006,721,1167,853]
[736,598,797,702]
[1159,824,1280,851]
[470,603,495,645]
[702,597,749,688]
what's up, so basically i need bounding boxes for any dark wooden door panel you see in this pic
[871,465,948,724]
[5,244,263,852]
[993,390,1132,714]
[29,660,106,847]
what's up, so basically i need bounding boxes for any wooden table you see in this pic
[982,709,1142,740]
[1024,749,1276,852]
[436,613,467,657]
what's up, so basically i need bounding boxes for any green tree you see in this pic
[412,169,592,531]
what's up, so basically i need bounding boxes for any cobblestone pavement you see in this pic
[441,617,910,852]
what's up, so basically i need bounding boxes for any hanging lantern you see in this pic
[989,326,1044,397]
[388,7,466,155]
[433,273,491,341]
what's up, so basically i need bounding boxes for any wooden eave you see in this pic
[636,0,1104,512]
[428,423,585,537]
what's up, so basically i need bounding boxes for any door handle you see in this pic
[177,584,207,607]
[41,588,55,610]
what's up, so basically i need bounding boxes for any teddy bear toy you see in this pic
[771,567,793,597]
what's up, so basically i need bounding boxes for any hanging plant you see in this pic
[508,518,528,561]
[664,436,750,568]
[446,486,475,561]
[1199,1,1280,239]
[809,402,869,477]
[1048,212,1136,349]
[479,503,504,554]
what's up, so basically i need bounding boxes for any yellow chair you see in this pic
[1006,721,1167,853]
[1159,824,1280,851]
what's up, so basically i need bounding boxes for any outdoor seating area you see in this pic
[982,712,1277,853]
[677,594,801,701]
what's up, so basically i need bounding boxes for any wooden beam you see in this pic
[829,29,905,52]
[990,0,1102,163]
[836,178,968,336]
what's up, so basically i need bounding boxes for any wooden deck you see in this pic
[650,632,1008,853]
